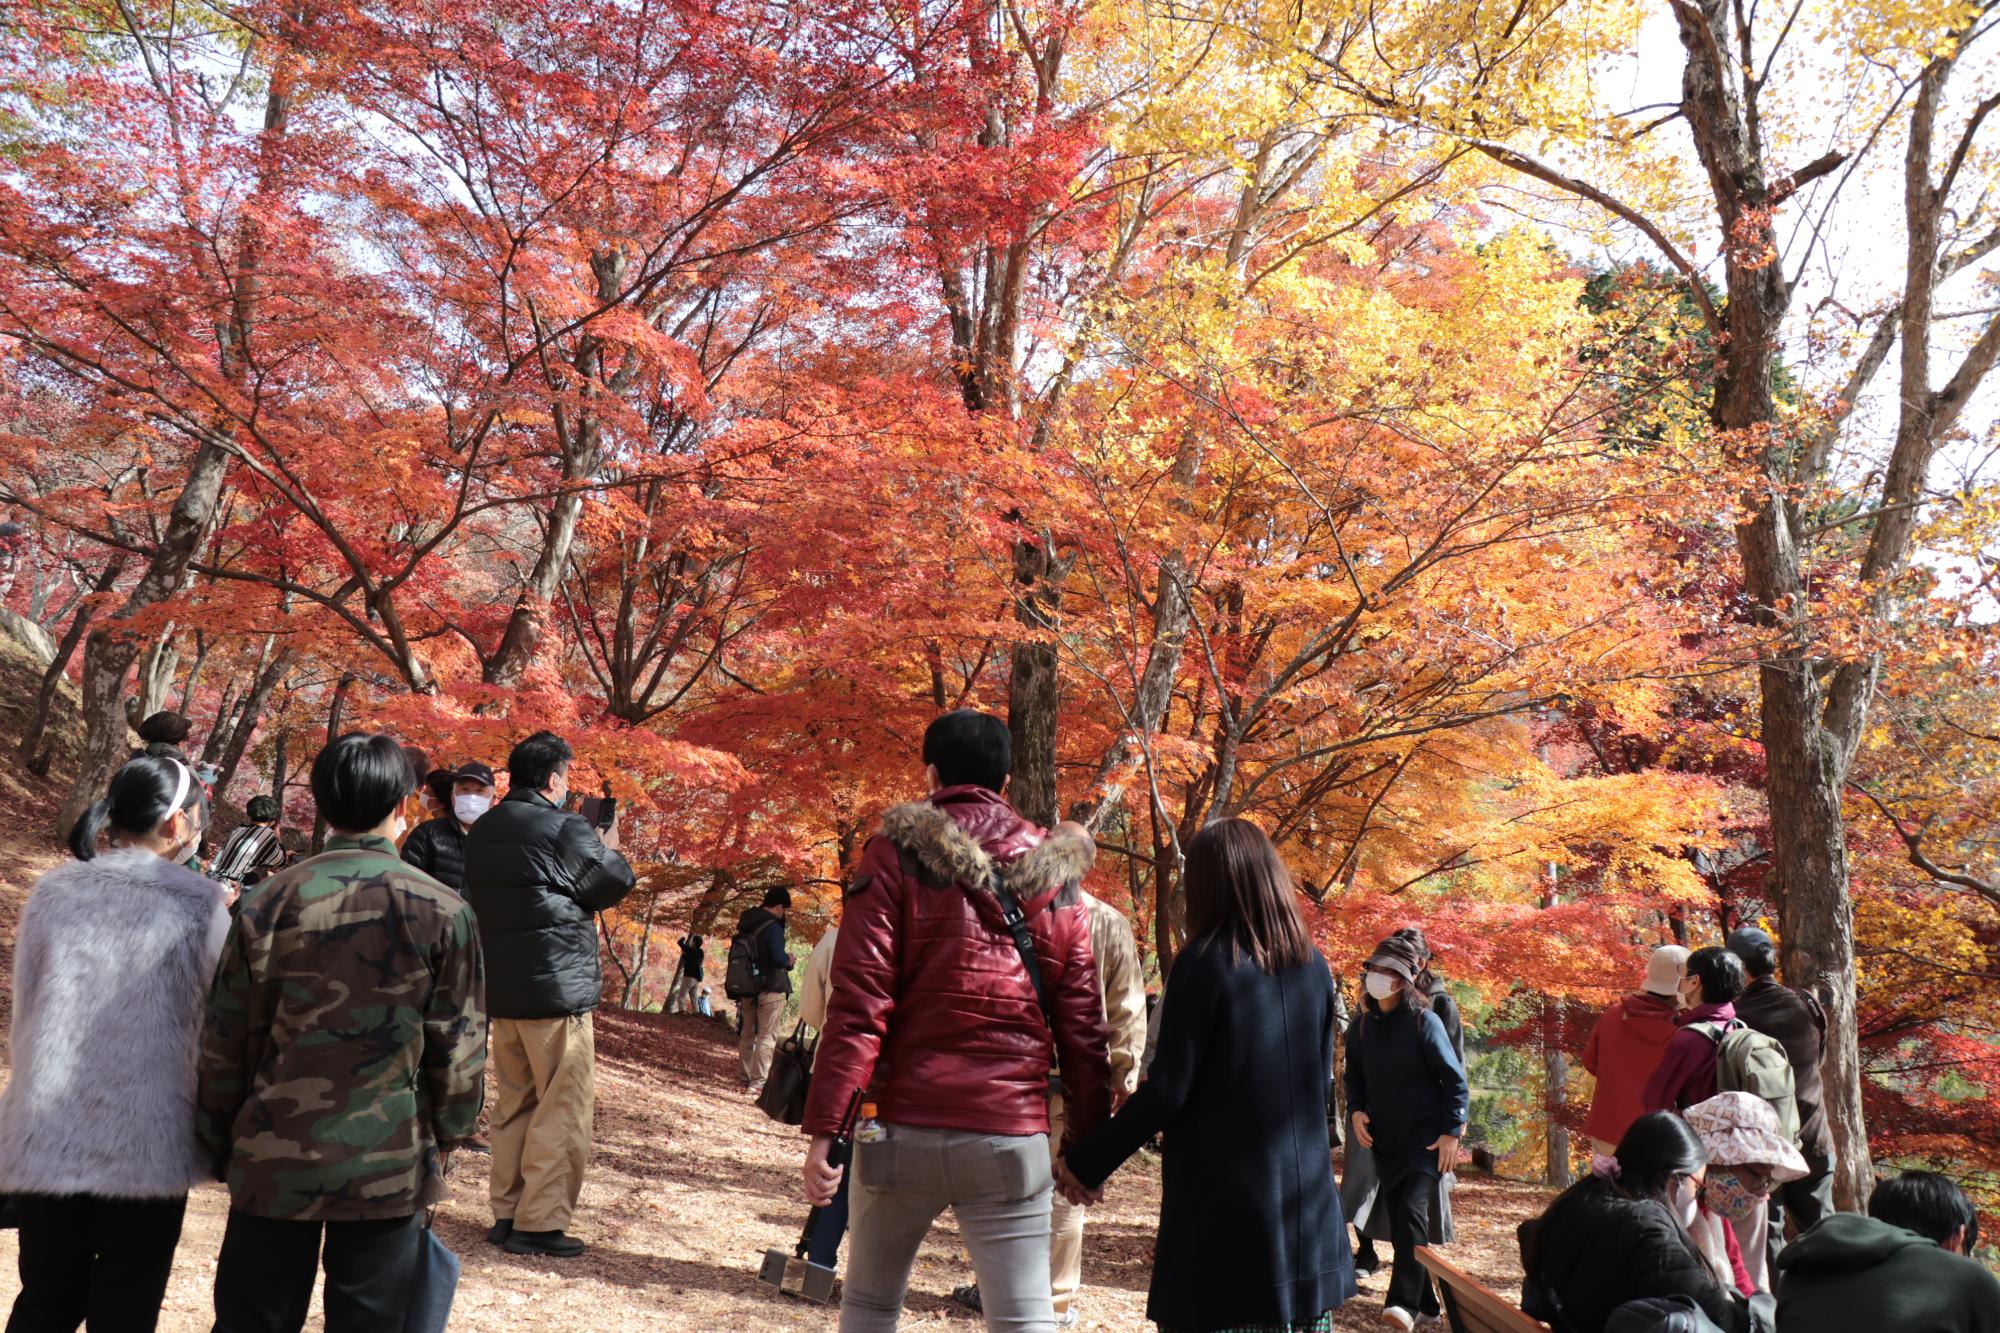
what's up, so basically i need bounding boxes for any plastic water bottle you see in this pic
[854,1101,887,1144]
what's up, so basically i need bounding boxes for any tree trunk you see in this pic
[1007,533,1072,828]
[271,726,289,805]
[1669,0,1877,1205]
[57,440,232,838]
[200,679,241,764]
[20,557,126,776]
[1068,552,1191,831]
[126,628,180,728]
[1544,999,1573,1188]
[483,250,630,689]
[213,645,294,801]
[1150,798,1180,976]
[311,675,354,854]
[177,631,210,714]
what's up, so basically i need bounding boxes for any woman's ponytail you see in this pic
[67,798,114,861]
[65,754,203,861]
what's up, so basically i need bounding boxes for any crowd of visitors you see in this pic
[0,703,1993,1333]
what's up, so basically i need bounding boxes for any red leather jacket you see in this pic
[802,786,1113,1146]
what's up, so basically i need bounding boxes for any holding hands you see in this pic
[1054,1156,1103,1207]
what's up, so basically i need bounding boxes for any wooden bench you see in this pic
[1415,1245,1549,1333]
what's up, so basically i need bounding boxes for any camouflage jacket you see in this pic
[196,834,486,1221]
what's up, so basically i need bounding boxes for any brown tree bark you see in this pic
[213,645,295,801]
[1006,532,1074,827]
[57,441,232,838]
[20,556,126,776]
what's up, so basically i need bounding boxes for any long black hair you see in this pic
[1611,1111,1708,1208]
[68,752,206,861]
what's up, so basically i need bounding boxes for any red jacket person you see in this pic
[802,710,1112,1333]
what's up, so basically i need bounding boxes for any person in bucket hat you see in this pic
[1683,1093,1808,1295]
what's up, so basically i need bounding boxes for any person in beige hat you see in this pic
[1683,1091,1808,1296]
[1581,944,1689,1155]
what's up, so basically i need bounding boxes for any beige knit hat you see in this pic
[1643,944,1690,997]
[1684,1092,1809,1182]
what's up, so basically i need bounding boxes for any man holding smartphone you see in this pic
[462,731,635,1259]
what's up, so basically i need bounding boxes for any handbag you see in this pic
[403,1209,460,1333]
[756,1022,816,1126]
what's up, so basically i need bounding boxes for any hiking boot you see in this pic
[504,1229,586,1258]
[951,1283,983,1313]
[485,1219,513,1245]
[462,1133,492,1155]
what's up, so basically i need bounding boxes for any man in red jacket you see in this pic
[801,710,1113,1333]
[1581,944,1687,1154]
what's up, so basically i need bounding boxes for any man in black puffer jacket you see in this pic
[401,760,496,890]
[462,732,634,1260]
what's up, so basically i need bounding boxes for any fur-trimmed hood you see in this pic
[879,786,1093,899]
[0,848,229,1197]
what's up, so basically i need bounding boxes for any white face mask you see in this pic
[166,810,202,864]
[1365,972,1399,1002]
[453,792,492,824]
[1674,1175,1701,1228]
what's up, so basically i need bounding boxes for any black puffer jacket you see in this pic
[1520,1175,1751,1333]
[401,816,469,890]
[461,790,635,1019]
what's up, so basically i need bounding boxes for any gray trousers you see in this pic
[840,1123,1055,1333]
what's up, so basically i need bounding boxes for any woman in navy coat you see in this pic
[1346,932,1469,1329]
[1062,819,1356,1332]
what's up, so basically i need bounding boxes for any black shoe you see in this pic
[504,1228,586,1258]
[486,1220,513,1245]
[952,1284,983,1313]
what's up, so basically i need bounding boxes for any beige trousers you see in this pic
[1049,1093,1084,1315]
[739,992,787,1084]
[490,1013,595,1233]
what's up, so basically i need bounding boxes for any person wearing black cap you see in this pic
[1727,924,1835,1254]
[732,886,794,1092]
[1346,933,1469,1330]
[401,761,496,891]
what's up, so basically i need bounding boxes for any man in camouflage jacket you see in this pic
[198,731,485,1331]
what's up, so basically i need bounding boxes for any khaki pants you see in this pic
[740,992,786,1084]
[1048,1094,1084,1316]
[490,1013,595,1233]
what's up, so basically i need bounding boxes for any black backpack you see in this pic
[724,927,764,1000]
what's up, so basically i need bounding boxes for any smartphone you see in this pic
[578,794,617,832]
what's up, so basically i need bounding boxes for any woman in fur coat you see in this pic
[0,752,228,1331]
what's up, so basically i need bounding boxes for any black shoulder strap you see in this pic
[991,867,1056,1032]
[897,844,1057,1030]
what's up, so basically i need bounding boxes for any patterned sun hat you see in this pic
[1684,1091,1809,1182]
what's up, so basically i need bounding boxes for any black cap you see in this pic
[1726,925,1774,958]
[452,761,496,787]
